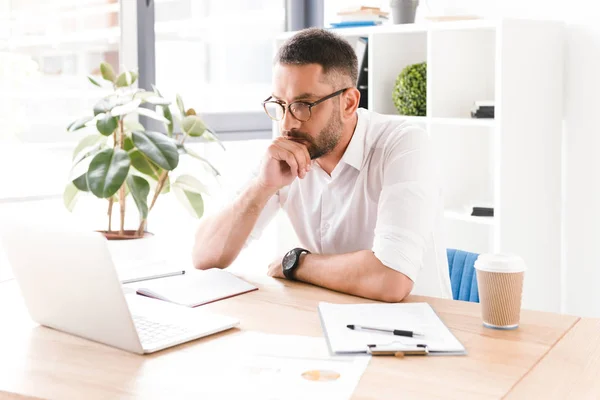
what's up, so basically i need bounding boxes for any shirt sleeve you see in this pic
[232,164,281,248]
[371,125,438,282]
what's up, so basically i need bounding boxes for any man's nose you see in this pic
[280,107,301,133]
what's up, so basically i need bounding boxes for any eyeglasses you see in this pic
[262,88,349,123]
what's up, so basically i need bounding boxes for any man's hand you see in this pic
[267,257,284,279]
[257,137,312,191]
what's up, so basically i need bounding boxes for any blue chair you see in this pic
[446,249,480,303]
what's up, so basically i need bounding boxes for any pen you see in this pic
[121,270,186,284]
[347,324,424,338]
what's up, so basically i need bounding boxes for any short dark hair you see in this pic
[275,28,358,86]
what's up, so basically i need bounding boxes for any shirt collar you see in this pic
[340,109,368,171]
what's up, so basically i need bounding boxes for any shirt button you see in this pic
[323,223,330,231]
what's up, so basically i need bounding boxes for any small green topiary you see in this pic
[392,62,427,116]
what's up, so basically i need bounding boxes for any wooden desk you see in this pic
[505,317,600,399]
[0,274,581,400]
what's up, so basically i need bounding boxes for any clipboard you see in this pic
[318,302,467,357]
[367,343,429,357]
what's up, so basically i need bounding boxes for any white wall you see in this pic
[423,0,600,317]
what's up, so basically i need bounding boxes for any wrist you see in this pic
[282,248,311,280]
[251,178,280,197]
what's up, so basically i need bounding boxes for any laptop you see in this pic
[0,221,239,354]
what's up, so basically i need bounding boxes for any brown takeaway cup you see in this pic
[475,254,526,330]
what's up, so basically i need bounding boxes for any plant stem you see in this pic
[150,171,168,211]
[118,119,126,236]
[136,170,168,235]
[108,197,114,232]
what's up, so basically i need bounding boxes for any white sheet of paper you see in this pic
[318,302,466,355]
[189,331,371,400]
[124,268,257,307]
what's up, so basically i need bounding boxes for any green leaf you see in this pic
[126,175,150,219]
[123,136,134,151]
[130,71,138,85]
[72,174,89,192]
[173,174,210,195]
[181,115,207,137]
[124,119,145,132]
[129,149,161,180]
[178,144,220,176]
[63,183,80,212]
[67,116,93,132]
[100,62,116,83]
[136,107,170,124]
[135,91,171,105]
[87,148,131,198]
[115,70,136,87]
[173,186,204,218]
[111,98,142,116]
[72,134,107,160]
[205,129,226,151]
[132,131,179,170]
[176,94,185,116]
[96,114,118,136]
[93,98,113,116]
[88,76,102,87]
[162,105,174,136]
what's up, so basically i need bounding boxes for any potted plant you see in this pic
[63,62,222,241]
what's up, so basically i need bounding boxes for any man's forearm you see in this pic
[192,179,277,270]
[293,250,413,303]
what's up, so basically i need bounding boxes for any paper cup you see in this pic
[475,254,526,330]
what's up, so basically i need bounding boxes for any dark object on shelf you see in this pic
[393,62,427,116]
[471,207,494,217]
[471,103,495,119]
[356,37,369,109]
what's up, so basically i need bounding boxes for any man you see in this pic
[192,28,451,302]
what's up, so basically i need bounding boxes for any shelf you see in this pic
[430,117,495,127]
[387,115,427,124]
[444,210,495,226]
[384,115,495,127]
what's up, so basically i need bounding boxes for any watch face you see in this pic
[282,250,298,272]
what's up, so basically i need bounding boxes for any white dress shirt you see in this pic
[245,108,451,299]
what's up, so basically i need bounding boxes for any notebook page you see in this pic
[127,268,257,307]
[318,302,465,354]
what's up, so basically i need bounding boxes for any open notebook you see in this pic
[318,302,466,356]
[126,268,257,307]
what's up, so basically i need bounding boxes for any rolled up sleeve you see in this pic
[371,127,436,282]
[232,165,281,247]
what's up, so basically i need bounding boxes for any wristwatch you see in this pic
[282,248,311,280]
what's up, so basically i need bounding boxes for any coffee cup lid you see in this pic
[474,253,527,273]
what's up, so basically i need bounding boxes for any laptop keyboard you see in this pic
[133,315,192,346]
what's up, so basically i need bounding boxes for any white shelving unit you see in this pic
[275,19,564,312]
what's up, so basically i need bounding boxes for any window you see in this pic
[1,0,121,200]
[154,0,286,133]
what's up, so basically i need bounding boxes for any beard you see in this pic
[285,108,343,160]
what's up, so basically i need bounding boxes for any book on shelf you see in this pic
[332,6,388,27]
[355,37,369,109]
[330,20,382,28]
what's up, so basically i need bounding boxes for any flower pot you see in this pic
[99,230,153,241]
[390,0,418,24]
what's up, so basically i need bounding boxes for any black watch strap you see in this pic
[282,248,310,280]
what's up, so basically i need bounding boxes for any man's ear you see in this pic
[343,87,361,118]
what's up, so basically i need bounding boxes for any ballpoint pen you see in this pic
[347,324,424,338]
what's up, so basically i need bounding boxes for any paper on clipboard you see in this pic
[318,302,466,356]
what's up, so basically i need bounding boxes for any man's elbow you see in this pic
[378,271,414,303]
